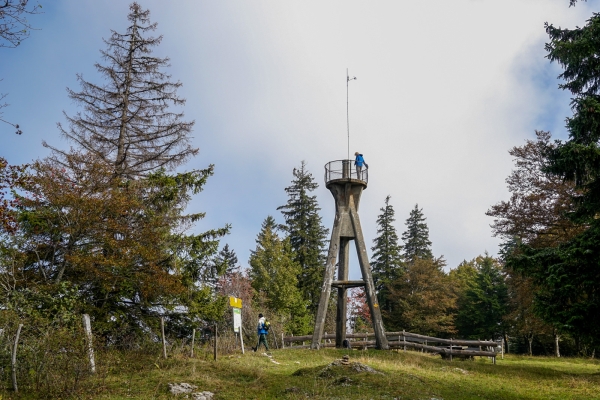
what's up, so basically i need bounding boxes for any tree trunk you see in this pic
[554,331,560,358]
[116,17,137,175]
[527,335,533,356]
[11,324,23,393]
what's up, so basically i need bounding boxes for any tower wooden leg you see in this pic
[349,207,389,350]
[311,214,342,349]
[336,238,350,347]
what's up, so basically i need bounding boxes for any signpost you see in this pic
[233,308,242,333]
[229,296,244,354]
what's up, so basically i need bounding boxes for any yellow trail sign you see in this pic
[229,296,242,308]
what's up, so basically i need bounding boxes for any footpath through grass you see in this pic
[2,348,600,399]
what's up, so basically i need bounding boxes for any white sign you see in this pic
[233,307,242,333]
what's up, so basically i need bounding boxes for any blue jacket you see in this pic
[257,317,268,335]
[354,154,365,167]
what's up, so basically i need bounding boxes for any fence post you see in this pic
[11,324,23,393]
[161,317,167,359]
[82,314,96,373]
[213,323,218,361]
[403,330,406,352]
[450,338,453,362]
[272,327,279,349]
[240,329,245,354]
[191,328,196,358]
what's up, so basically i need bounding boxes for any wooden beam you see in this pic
[331,280,365,288]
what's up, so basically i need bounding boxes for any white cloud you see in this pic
[1,0,595,274]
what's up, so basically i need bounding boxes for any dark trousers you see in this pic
[256,334,269,351]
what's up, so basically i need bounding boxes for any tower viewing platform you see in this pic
[324,159,368,188]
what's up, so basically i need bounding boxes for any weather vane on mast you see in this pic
[347,68,357,160]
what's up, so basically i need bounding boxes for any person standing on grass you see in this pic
[253,313,269,352]
[354,152,368,180]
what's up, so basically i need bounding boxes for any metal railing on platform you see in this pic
[324,159,368,185]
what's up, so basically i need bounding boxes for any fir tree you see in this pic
[45,3,197,178]
[248,216,311,334]
[277,161,329,314]
[370,195,404,312]
[401,204,433,260]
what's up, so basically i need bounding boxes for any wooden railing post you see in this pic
[161,317,167,359]
[191,328,196,357]
[82,314,96,373]
[213,323,217,361]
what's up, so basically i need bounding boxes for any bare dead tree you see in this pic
[0,0,41,48]
[45,2,197,178]
[1,1,41,133]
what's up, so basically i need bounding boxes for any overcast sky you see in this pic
[1,0,595,276]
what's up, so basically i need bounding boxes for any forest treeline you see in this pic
[1,3,600,392]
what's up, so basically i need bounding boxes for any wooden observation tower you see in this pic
[311,160,389,350]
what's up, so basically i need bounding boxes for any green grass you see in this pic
[2,348,600,399]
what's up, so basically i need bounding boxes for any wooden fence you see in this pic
[282,331,499,363]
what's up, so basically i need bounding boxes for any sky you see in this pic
[1,0,596,277]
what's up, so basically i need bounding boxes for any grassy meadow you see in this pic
[2,347,599,399]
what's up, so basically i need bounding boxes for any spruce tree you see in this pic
[277,161,329,314]
[401,204,433,260]
[217,244,239,275]
[206,244,239,288]
[370,195,404,312]
[45,3,197,178]
[248,216,311,334]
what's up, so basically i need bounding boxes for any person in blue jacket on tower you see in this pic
[354,152,368,180]
[252,313,269,352]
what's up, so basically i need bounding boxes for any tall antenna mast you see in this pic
[346,68,356,160]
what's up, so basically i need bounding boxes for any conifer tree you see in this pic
[216,244,239,277]
[386,257,456,336]
[45,3,197,178]
[401,204,433,260]
[248,216,310,334]
[12,155,229,338]
[207,244,239,288]
[370,195,404,312]
[277,161,329,314]
[454,255,508,340]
